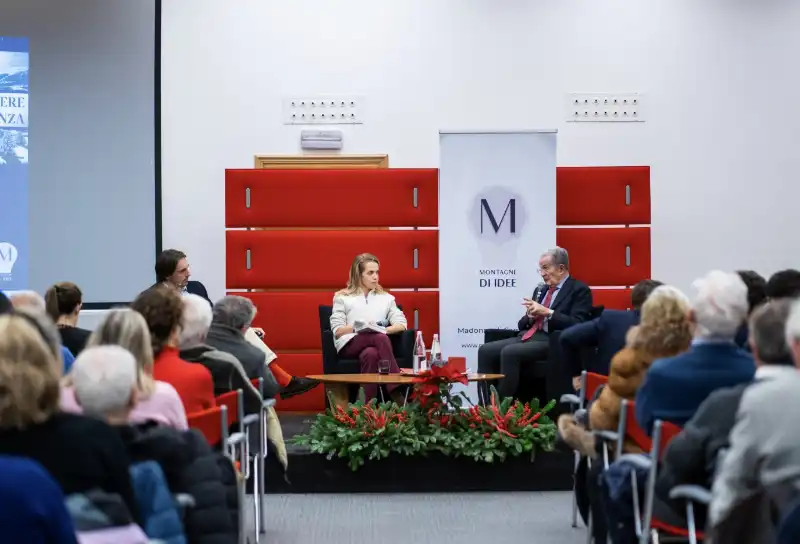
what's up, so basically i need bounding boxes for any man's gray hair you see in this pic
[213,295,257,331]
[749,299,793,365]
[541,247,570,269]
[180,294,213,348]
[10,291,46,312]
[784,298,800,346]
[691,270,749,338]
[71,345,137,416]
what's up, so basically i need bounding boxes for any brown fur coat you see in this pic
[558,326,689,456]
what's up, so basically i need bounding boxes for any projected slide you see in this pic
[0,37,28,291]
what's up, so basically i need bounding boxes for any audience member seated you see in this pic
[478,247,593,400]
[560,279,663,381]
[0,310,139,521]
[130,286,215,414]
[635,270,755,432]
[734,270,767,349]
[657,299,793,532]
[60,308,188,430]
[709,298,800,542]
[45,281,92,357]
[9,290,75,372]
[766,268,800,300]
[330,253,408,400]
[208,295,317,399]
[181,293,275,413]
[0,456,78,544]
[70,344,239,544]
[559,285,692,457]
[152,248,313,399]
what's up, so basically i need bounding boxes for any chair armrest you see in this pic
[174,494,196,508]
[484,329,518,344]
[560,393,581,405]
[262,398,276,409]
[226,432,246,447]
[617,453,652,471]
[392,329,417,369]
[242,413,260,427]
[594,430,619,443]
[669,485,712,505]
[321,330,341,374]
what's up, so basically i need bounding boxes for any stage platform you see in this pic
[261,414,575,494]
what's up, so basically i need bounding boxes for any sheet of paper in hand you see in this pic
[353,320,386,334]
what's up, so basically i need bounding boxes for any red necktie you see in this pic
[522,286,556,341]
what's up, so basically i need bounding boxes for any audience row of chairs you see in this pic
[188,377,276,543]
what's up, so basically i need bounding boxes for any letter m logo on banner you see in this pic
[480,198,516,234]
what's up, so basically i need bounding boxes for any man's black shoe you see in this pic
[280,377,320,399]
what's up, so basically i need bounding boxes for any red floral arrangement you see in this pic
[293,363,556,470]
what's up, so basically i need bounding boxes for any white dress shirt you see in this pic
[329,290,407,352]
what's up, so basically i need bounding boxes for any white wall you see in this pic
[161,0,800,300]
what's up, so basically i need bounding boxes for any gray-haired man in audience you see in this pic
[709,298,800,541]
[206,295,317,399]
[179,293,276,412]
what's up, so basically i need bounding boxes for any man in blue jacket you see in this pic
[635,270,755,433]
[560,279,662,382]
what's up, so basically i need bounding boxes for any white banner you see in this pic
[438,130,557,401]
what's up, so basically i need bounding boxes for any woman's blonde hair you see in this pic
[629,285,693,357]
[337,253,386,296]
[0,314,62,429]
[84,309,156,397]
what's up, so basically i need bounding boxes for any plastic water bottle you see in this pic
[430,334,443,367]
[413,331,427,373]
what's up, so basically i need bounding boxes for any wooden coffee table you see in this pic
[307,372,504,408]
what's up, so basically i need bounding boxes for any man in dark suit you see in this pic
[560,279,662,382]
[477,247,593,400]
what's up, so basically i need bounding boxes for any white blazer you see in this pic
[329,290,407,352]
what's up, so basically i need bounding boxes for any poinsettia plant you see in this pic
[293,362,557,470]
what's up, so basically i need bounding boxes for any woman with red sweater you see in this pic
[130,286,215,414]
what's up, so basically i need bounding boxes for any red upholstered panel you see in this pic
[556,166,650,225]
[556,227,651,286]
[272,353,326,412]
[390,291,439,338]
[227,230,438,289]
[591,289,633,311]
[236,291,332,351]
[225,169,438,228]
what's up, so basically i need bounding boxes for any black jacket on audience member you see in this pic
[58,325,92,357]
[117,422,239,544]
[560,309,640,377]
[0,412,139,523]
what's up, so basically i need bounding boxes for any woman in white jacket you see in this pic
[329,253,407,399]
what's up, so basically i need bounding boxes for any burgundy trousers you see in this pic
[340,332,400,399]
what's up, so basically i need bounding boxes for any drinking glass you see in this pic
[377,359,391,374]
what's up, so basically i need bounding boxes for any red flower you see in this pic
[411,362,468,406]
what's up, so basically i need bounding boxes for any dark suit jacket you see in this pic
[516,276,593,334]
[205,324,267,382]
[186,281,212,306]
[560,309,640,377]
[635,342,755,433]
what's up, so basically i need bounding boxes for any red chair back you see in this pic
[658,420,682,459]
[215,390,240,427]
[188,405,228,446]
[585,372,608,401]
[621,400,652,452]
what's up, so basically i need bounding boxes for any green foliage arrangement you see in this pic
[292,363,557,471]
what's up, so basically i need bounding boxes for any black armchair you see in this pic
[317,304,417,375]
[482,306,605,412]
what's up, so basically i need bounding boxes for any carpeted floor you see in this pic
[253,491,587,544]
